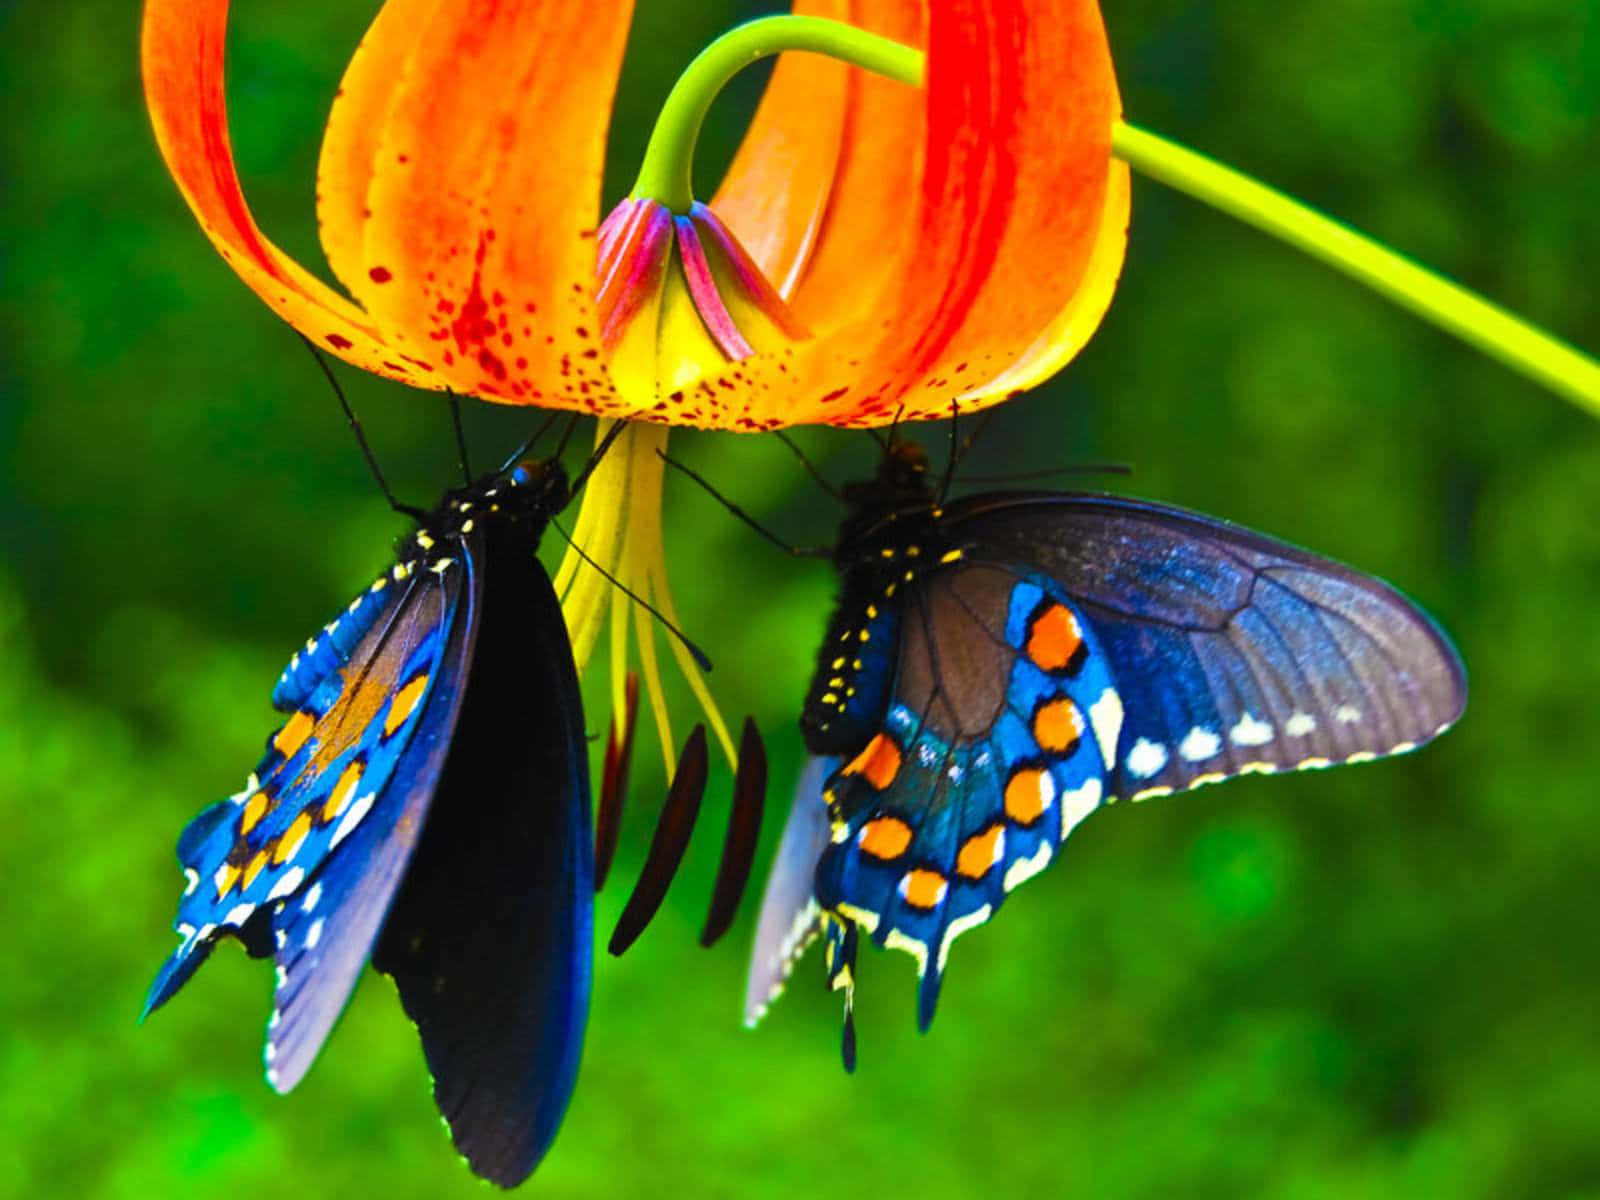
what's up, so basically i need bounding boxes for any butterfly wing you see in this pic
[743,755,837,1028]
[815,492,1466,1027]
[370,518,593,1189]
[144,557,476,1088]
[951,491,1467,795]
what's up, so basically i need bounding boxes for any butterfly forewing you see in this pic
[145,562,469,1022]
[265,560,479,1092]
[949,493,1466,797]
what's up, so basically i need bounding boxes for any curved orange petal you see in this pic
[141,0,427,386]
[709,0,852,297]
[863,0,1123,421]
[315,0,435,301]
[320,0,635,409]
[712,0,926,329]
[957,158,1130,402]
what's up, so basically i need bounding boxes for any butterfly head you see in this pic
[503,457,572,517]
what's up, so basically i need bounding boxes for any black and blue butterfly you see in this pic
[143,436,599,1188]
[745,440,1467,1064]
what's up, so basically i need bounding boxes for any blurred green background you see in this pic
[4,0,1599,1195]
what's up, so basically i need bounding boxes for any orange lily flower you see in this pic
[141,0,1126,427]
[141,0,1128,769]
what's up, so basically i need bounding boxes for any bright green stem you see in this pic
[1113,121,1600,412]
[631,15,924,212]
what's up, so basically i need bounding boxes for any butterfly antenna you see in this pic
[446,390,472,484]
[547,517,713,672]
[657,449,830,559]
[552,412,582,464]
[773,431,844,502]
[950,404,1000,476]
[937,399,961,502]
[297,334,423,519]
[495,411,563,474]
[567,418,629,498]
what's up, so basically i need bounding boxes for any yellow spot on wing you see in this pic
[240,791,270,836]
[383,675,430,738]
[242,849,270,890]
[274,813,312,864]
[322,762,364,823]
[273,710,315,759]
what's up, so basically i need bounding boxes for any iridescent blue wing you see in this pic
[143,556,475,1078]
[369,519,593,1189]
[815,492,1466,1029]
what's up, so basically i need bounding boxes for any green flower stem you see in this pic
[631,15,924,212]
[1113,121,1600,411]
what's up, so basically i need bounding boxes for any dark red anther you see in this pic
[699,717,767,948]
[607,724,707,956]
[594,673,639,892]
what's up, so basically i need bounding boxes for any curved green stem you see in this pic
[631,15,924,212]
[1113,121,1600,411]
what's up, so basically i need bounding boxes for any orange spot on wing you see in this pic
[322,762,364,823]
[956,825,1005,879]
[1004,768,1053,825]
[900,868,948,910]
[383,674,430,738]
[1033,697,1085,754]
[841,733,902,791]
[274,813,313,864]
[239,791,271,836]
[242,850,270,890]
[858,816,913,860]
[1026,603,1083,672]
[273,710,316,759]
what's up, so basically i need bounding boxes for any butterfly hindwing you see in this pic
[370,517,594,1189]
[816,567,1118,1027]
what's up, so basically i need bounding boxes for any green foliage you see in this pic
[2,0,1597,1195]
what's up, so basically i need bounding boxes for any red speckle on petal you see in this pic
[326,334,353,350]
[368,266,393,283]
[820,386,850,404]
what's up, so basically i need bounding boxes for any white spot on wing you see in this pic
[1126,738,1168,779]
[1059,777,1102,837]
[1229,713,1274,746]
[329,793,375,849]
[938,905,993,972]
[1003,841,1053,891]
[305,918,325,951]
[182,868,199,896]
[1089,688,1124,769]
[1179,727,1222,761]
[267,866,305,902]
[302,881,322,913]
[1285,712,1317,737]
[1334,704,1362,724]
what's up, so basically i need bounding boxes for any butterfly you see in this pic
[143,449,593,1188]
[745,440,1467,1066]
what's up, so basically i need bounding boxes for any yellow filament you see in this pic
[555,420,737,780]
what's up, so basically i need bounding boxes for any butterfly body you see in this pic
[788,443,1466,1037]
[145,457,591,1188]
